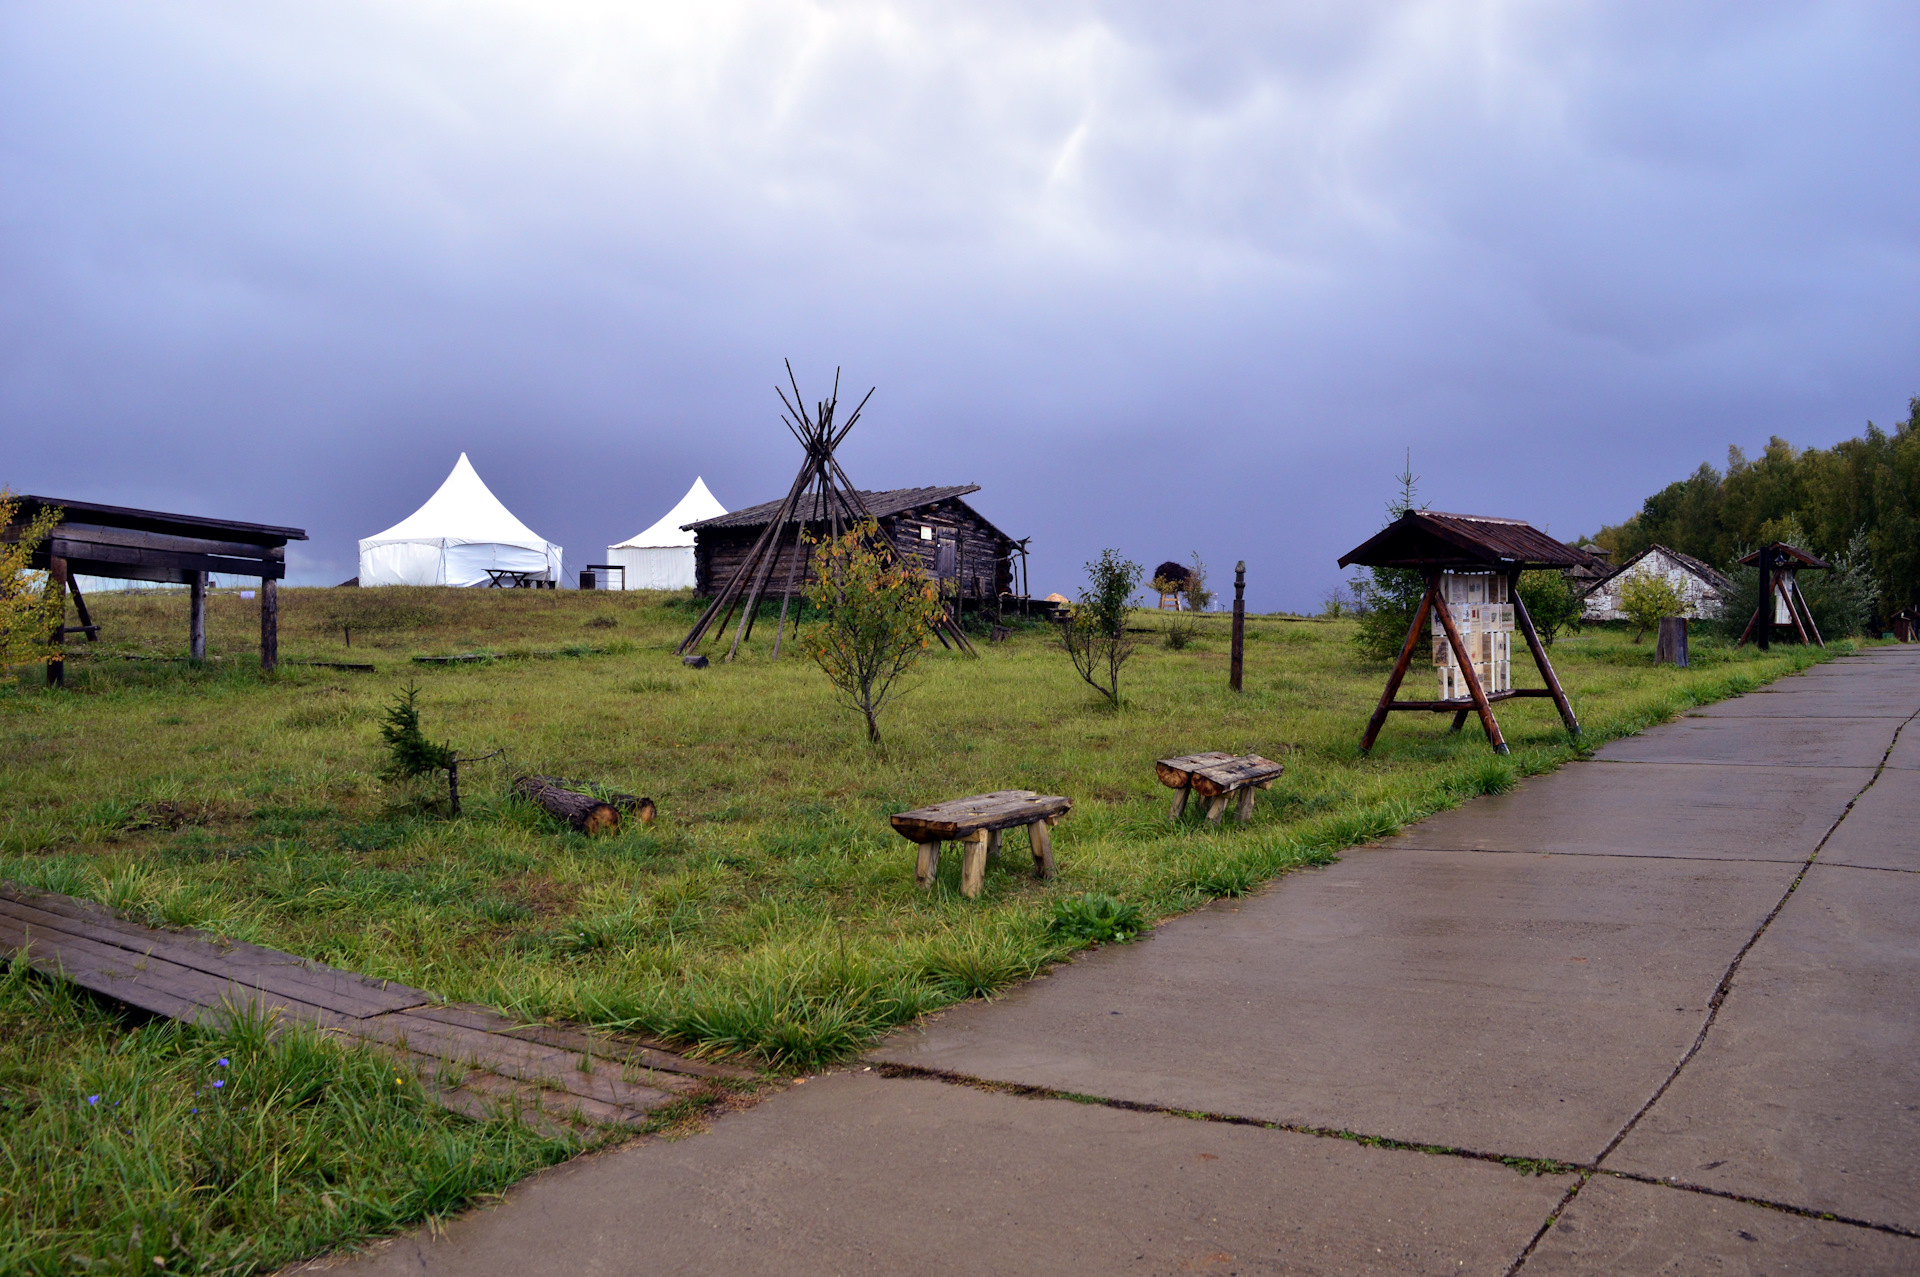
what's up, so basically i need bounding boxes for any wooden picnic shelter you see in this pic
[1339,510,1599,755]
[1734,542,1828,650]
[7,495,307,681]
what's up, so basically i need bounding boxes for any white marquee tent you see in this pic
[605,477,726,590]
[358,453,563,587]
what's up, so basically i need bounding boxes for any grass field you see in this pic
[0,584,1845,1272]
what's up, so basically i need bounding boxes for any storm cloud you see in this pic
[4,2,1915,606]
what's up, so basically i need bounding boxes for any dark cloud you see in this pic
[3,2,1915,606]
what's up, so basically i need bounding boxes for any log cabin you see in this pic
[686,485,1018,605]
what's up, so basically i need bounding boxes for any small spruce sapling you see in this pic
[379,683,461,813]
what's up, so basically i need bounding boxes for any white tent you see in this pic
[604,477,725,590]
[358,453,563,587]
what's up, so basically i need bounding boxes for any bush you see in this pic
[1060,550,1144,704]
[800,520,947,744]
[1516,570,1582,647]
[1618,572,1686,642]
[1047,892,1146,944]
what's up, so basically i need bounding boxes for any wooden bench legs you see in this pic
[1171,783,1261,825]
[916,821,1056,898]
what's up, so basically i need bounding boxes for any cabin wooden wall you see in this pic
[693,498,1013,600]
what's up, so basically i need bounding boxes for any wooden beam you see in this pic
[39,522,288,561]
[1430,589,1507,754]
[1790,578,1824,648]
[46,538,286,580]
[1360,579,1436,752]
[1509,569,1579,736]
[65,574,96,642]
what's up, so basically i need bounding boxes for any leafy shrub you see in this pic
[1061,550,1144,704]
[1047,892,1146,944]
[1516,570,1583,646]
[1618,572,1687,642]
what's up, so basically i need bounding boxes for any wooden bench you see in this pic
[1156,752,1284,824]
[890,790,1071,898]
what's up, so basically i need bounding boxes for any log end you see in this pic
[635,798,656,825]
[582,805,620,836]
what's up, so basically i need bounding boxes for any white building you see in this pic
[1582,545,1731,621]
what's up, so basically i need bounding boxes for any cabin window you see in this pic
[920,525,933,540]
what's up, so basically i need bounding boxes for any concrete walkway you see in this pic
[307,647,1920,1276]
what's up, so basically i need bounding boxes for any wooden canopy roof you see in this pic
[1338,510,1597,572]
[1736,542,1829,571]
[7,495,307,585]
[686,485,988,533]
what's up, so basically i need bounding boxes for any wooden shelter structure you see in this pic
[677,366,982,659]
[1338,510,1599,755]
[1735,543,1828,649]
[6,496,306,682]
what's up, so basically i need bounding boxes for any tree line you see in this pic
[1590,397,1920,622]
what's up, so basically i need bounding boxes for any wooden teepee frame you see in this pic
[677,364,974,660]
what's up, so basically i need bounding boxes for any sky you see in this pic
[4,1,1916,609]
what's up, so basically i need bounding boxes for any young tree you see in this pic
[801,520,946,744]
[1352,454,1430,661]
[1182,553,1214,612]
[379,682,461,809]
[0,491,65,672]
[1061,549,1143,704]
[1618,572,1687,643]
[1516,570,1583,647]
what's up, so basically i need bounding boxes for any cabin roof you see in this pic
[1585,544,1733,597]
[686,485,992,532]
[9,495,307,545]
[1338,509,1597,571]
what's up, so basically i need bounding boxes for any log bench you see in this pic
[1156,752,1284,824]
[890,790,1071,899]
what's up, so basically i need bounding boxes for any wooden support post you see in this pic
[1782,580,1811,646]
[959,831,989,898]
[1792,579,1824,648]
[1509,571,1579,736]
[1028,820,1055,879]
[1205,794,1230,824]
[1431,590,1507,754]
[1756,546,1772,651]
[1360,580,1437,752]
[259,578,278,671]
[1229,560,1245,693]
[1449,709,1470,733]
[1170,785,1191,821]
[46,555,67,687]
[984,828,1003,862]
[1234,786,1256,823]
[915,842,941,889]
[447,757,461,818]
[189,572,208,661]
[1655,617,1688,666]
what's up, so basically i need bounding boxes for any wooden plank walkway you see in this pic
[0,883,749,1134]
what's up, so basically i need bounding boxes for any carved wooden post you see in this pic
[189,572,208,661]
[1229,560,1246,692]
[1756,545,1772,651]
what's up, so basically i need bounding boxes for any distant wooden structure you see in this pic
[677,365,991,659]
[5,496,306,682]
[1581,544,1731,622]
[1735,543,1828,650]
[1339,510,1598,755]
[1151,560,1192,610]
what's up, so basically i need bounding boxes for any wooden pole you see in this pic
[189,572,207,662]
[1756,545,1772,650]
[259,578,278,671]
[1360,579,1437,752]
[66,576,96,642]
[1791,577,1824,648]
[1229,560,1245,692]
[1431,590,1507,754]
[46,555,67,687]
[1509,571,1579,735]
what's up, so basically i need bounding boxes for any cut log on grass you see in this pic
[522,776,656,828]
[513,776,620,835]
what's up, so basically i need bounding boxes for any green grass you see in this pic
[0,586,1852,1267]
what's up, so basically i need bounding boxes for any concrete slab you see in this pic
[1593,716,1898,768]
[1885,724,1920,771]
[1604,865,1920,1232]
[1522,1175,1919,1275]
[304,1072,1574,1277]
[1380,761,1870,862]
[1821,764,1920,872]
[869,850,1798,1165]
[1686,687,1920,718]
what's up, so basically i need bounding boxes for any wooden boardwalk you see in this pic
[0,884,748,1133]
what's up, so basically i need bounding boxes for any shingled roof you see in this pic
[1338,510,1599,571]
[1736,542,1830,570]
[684,485,983,532]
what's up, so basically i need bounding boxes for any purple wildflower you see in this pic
[87,1095,99,1105]
[217,1058,228,1067]
[212,1079,225,1089]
